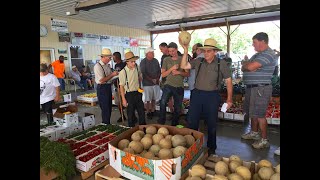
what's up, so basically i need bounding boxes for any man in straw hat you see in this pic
[118,51,146,127]
[180,38,233,155]
[94,48,119,124]
[241,32,276,149]
[159,42,190,126]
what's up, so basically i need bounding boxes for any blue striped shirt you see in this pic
[243,47,276,85]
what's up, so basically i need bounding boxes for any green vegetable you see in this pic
[40,137,76,180]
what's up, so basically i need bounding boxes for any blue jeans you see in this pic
[188,89,220,150]
[58,78,65,91]
[158,85,184,126]
[75,79,88,90]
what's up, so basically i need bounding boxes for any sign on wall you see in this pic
[58,32,71,42]
[51,18,68,32]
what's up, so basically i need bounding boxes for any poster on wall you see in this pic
[58,32,70,42]
[100,35,112,46]
[121,37,130,48]
[51,18,68,32]
[130,38,139,47]
[71,32,87,44]
[111,36,121,46]
[85,33,101,45]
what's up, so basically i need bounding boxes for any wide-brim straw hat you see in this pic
[124,51,139,61]
[99,48,113,57]
[199,38,222,51]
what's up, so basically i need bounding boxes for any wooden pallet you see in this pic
[78,159,109,179]
[77,100,97,106]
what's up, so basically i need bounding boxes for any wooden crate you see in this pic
[77,100,97,106]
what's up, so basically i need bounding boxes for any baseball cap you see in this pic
[145,47,155,55]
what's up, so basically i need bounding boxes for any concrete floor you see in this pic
[40,89,280,180]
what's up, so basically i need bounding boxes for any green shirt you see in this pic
[162,56,184,88]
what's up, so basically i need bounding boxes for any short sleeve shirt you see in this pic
[162,56,185,88]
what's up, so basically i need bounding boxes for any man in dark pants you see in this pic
[159,42,190,126]
[119,51,146,127]
[180,38,233,155]
[93,48,119,124]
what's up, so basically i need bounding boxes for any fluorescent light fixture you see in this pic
[66,6,79,16]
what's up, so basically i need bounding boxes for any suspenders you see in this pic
[124,63,140,93]
[195,57,221,88]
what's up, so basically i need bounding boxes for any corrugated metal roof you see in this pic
[40,0,280,31]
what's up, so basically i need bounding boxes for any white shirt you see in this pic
[188,53,204,90]
[40,73,60,104]
[94,61,112,84]
[70,70,81,82]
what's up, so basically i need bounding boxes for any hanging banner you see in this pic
[51,18,68,32]
[58,32,70,42]
[121,37,130,48]
[71,32,87,44]
[85,33,101,45]
[130,38,139,47]
[100,35,112,46]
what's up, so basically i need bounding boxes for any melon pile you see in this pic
[186,155,280,180]
[117,126,196,159]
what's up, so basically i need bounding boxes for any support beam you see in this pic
[75,0,127,11]
[151,15,279,34]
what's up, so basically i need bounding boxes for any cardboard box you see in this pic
[233,113,245,121]
[76,147,109,172]
[40,129,56,141]
[108,124,204,180]
[224,112,234,120]
[155,105,160,111]
[80,114,96,130]
[69,123,83,135]
[272,118,280,125]
[218,112,224,119]
[266,118,272,125]
[53,105,79,127]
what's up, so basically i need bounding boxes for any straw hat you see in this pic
[99,48,113,57]
[124,51,139,61]
[199,38,222,51]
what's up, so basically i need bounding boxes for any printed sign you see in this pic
[51,18,68,32]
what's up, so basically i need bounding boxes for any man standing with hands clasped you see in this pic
[180,38,233,155]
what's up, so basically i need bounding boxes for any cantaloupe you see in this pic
[173,146,186,158]
[131,132,143,141]
[136,130,145,137]
[229,155,242,165]
[215,161,228,176]
[128,141,144,154]
[184,135,196,147]
[152,134,164,145]
[179,31,191,45]
[140,150,147,156]
[141,136,153,150]
[275,164,280,173]
[186,176,202,180]
[149,145,161,156]
[190,164,206,179]
[157,127,169,136]
[258,167,274,180]
[258,160,272,169]
[123,147,135,154]
[235,166,251,180]
[165,135,173,140]
[212,175,228,180]
[270,173,280,180]
[159,138,172,149]
[171,134,187,147]
[143,151,155,159]
[228,173,244,180]
[118,139,130,150]
[229,160,241,173]
[146,126,157,135]
[144,134,153,138]
[158,148,173,159]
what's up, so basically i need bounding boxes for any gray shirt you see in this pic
[243,47,276,85]
[140,58,161,86]
[70,70,81,82]
[94,61,112,84]
[190,57,231,91]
